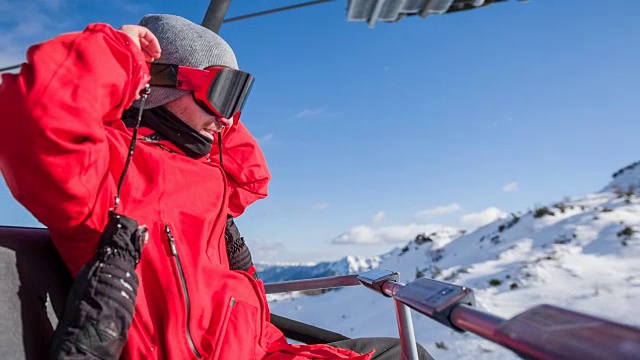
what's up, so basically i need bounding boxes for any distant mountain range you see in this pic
[256,255,381,283]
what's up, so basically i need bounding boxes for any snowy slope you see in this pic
[268,165,640,359]
[605,160,640,193]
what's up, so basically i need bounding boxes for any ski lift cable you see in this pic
[222,0,335,24]
[0,64,21,72]
[0,0,337,72]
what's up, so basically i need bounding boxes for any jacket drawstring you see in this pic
[217,131,224,172]
[114,85,151,212]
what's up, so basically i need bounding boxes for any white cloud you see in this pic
[110,0,152,14]
[312,203,329,210]
[296,108,324,118]
[502,181,519,192]
[248,241,290,263]
[415,203,461,218]
[333,225,377,244]
[371,211,385,223]
[459,207,507,229]
[39,0,63,10]
[258,133,273,144]
[333,223,445,245]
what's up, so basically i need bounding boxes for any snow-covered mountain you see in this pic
[257,228,461,284]
[267,163,640,359]
[605,160,640,193]
[256,255,381,283]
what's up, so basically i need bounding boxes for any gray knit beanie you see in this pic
[137,14,239,109]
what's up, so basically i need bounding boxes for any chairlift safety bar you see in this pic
[264,274,362,294]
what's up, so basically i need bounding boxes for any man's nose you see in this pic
[216,117,233,128]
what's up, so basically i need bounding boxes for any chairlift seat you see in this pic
[0,226,72,359]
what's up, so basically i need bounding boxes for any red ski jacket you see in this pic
[0,24,371,360]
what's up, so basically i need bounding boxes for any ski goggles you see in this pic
[149,63,255,120]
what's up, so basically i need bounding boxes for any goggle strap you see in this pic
[149,63,210,90]
[148,63,179,87]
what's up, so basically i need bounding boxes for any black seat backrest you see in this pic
[0,226,72,360]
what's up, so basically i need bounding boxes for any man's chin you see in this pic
[201,130,215,140]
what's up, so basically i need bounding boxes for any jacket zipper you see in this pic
[165,224,202,359]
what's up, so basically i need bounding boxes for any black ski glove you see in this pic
[225,215,257,279]
[49,212,146,360]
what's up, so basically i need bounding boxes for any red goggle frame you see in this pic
[149,63,254,120]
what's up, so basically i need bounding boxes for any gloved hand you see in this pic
[225,215,258,279]
[49,212,147,360]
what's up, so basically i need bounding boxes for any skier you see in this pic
[0,13,432,359]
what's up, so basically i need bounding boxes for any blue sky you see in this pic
[1,0,640,263]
